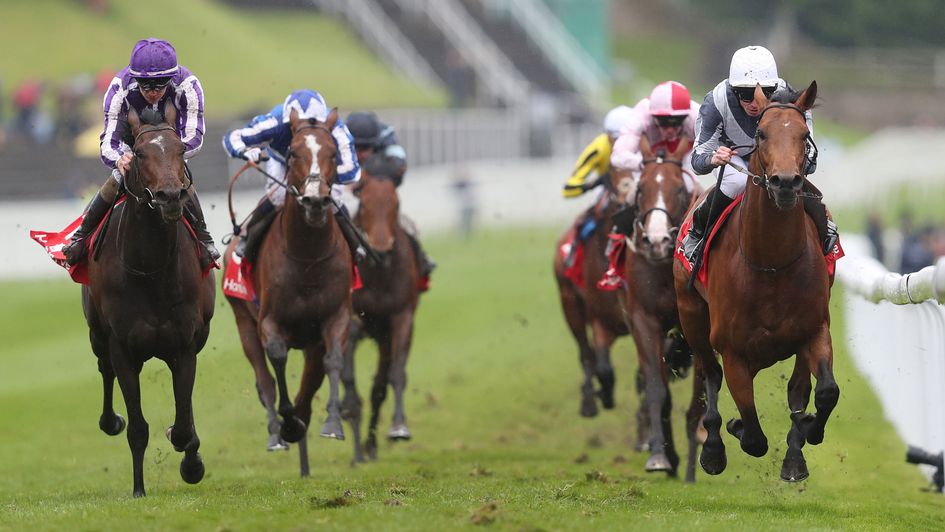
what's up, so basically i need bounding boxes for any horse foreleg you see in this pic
[109,344,148,497]
[233,305,283,451]
[722,355,768,458]
[97,356,126,436]
[341,320,366,464]
[684,359,707,483]
[699,352,727,475]
[319,308,350,441]
[294,344,326,477]
[365,338,393,461]
[782,357,812,482]
[634,368,650,451]
[387,309,415,442]
[801,325,839,446]
[630,313,676,475]
[166,349,204,485]
[558,280,597,417]
[590,321,617,410]
[261,324,306,444]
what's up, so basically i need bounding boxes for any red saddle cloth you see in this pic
[222,248,363,303]
[597,234,627,292]
[29,198,217,285]
[673,194,844,286]
[559,228,586,289]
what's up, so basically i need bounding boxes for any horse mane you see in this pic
[770,82,818,109]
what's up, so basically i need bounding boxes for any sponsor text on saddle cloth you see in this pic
[558,227,587,288]
[222,250,363,303]
[674,193,844,285]
[30,197,218,284]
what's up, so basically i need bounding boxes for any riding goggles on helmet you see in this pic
[733,85,776,102]
[136,76,172,92]
[655,115,686,128]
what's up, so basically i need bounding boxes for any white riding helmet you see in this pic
[648,81,691,116]
[603,105,635,137]
[729,46,779,88]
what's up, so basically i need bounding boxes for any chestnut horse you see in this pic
[82,105,215,497]
[673,82,838,482]
[340,172,421,462]
[553,182,624,419]
[620,136,705,481]
[224,108,352,477]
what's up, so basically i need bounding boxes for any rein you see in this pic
[124,125,194,208]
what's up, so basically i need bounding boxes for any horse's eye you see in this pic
[757,130,767,141]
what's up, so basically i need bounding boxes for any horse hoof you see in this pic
[99,414,126,436]
[180,453,205,484]
[388,425,412,441]
[700,443,727,475]
[280,418,307,444]
[133,488,146,498]
[780,450,809,482]
[319,419,345,440]
[598,389,616,410]
[645,452,674,473]
[580,399,599,418]
[267,435,290,452]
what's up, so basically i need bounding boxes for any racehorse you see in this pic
[82,105,215,497]
[339,172,422,462]
[224,108,352,477]
[621,135,705,481]
[673,82,839,481]
[553,178,625,420]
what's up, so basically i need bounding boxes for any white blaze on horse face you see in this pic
[302,134,323,198]
[646,171,672,241]
[149,135,166,153]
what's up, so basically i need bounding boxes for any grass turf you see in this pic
[0,226,942,530]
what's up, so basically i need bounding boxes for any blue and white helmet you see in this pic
[282,89,329,123]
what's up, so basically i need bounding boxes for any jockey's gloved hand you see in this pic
[240,147,263,163]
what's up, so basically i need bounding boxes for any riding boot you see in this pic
[565,211,598,268]
[334,209,368,264]
[62,192,112,266]
[183,191,221,264]
[681,188,735,263]
[235,198,277,261]
[406,233,436,277]
[803,196,839,255]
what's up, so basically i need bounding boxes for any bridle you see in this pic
[124,125,193,208]
[631,154,691,246]
[283,123,337,205]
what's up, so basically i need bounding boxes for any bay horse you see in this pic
[673,82,839,482]
[339,172,422,462]
[621,135,705,481]
[82,105,215,497]
[223,108,352,477]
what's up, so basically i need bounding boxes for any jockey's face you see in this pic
[140,85,168,105]
[355,145,373,164]
[658,123,682,142]
[739,98,763,117]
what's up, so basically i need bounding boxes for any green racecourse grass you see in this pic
[0,0,446,116]
[1,227,943,530]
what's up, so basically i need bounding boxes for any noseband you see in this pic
[124,125,193,208]
[285,123,337,204]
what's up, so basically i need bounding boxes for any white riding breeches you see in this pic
[718,154,749,199]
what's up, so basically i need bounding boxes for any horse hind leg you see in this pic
[685,360,707,483]
[699,353,728,475]
[558,278,598,417]
[387,311,415,442]
[782,358,813,482]
[365,346,392,461]
[235,306,284,451]
[341,322,366,464]
[590,322,617,410]
[634,368,650,451]
[97,356,126,436]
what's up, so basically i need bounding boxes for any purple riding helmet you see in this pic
[128,38,179,79]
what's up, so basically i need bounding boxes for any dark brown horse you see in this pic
[553,185,625,419]
[224,108,352,477]
[622,136,705,481]
[673,82,838,482]
[82,105,215,497]
[339,172,422,462]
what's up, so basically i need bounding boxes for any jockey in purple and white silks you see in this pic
[222,89,363,261]
[62,38,219,266]
[680,45,837,263]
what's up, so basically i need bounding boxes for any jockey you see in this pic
[62,38,219,266]
[559,105,635,267]
[222,89,362,261]
[346,111,436,277]
[609,80,700,232]
[681,45,838,263]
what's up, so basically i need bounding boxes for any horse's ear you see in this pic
[288,108,301,131]
[161,99,178,128]
[671,135,692,161]
[753,83,770,108]
[326,107,339,130]
[639,133,653,160]
[127,107,142,136]
[795,80,817,112]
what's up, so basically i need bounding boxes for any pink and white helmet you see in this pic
[648,81,691,117]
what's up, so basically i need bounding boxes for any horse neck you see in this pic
[739,179,808,268]
[119,202,183,274]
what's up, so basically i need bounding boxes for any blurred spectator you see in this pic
[865,212,885,264]
[444,49,475,108]
[450,167,477,239]
[54,73,95,147]
[899,214,936,273]
[12,79,43,136]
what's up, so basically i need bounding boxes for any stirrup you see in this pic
[822,220,839,255]
[62,236,89,266]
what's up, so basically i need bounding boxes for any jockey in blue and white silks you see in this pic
[223,89,360,208]
[223,89,364,261]
[63,38,219,266]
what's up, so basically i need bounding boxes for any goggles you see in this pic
[733,85,776,102]
[655,115,686,128]
[136,77,172,92]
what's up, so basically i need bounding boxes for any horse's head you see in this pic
[126,103,190,222]
[631,134,693,263]
[286,108,339,227]
[353,174,399,265]
[750,81,818,210]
